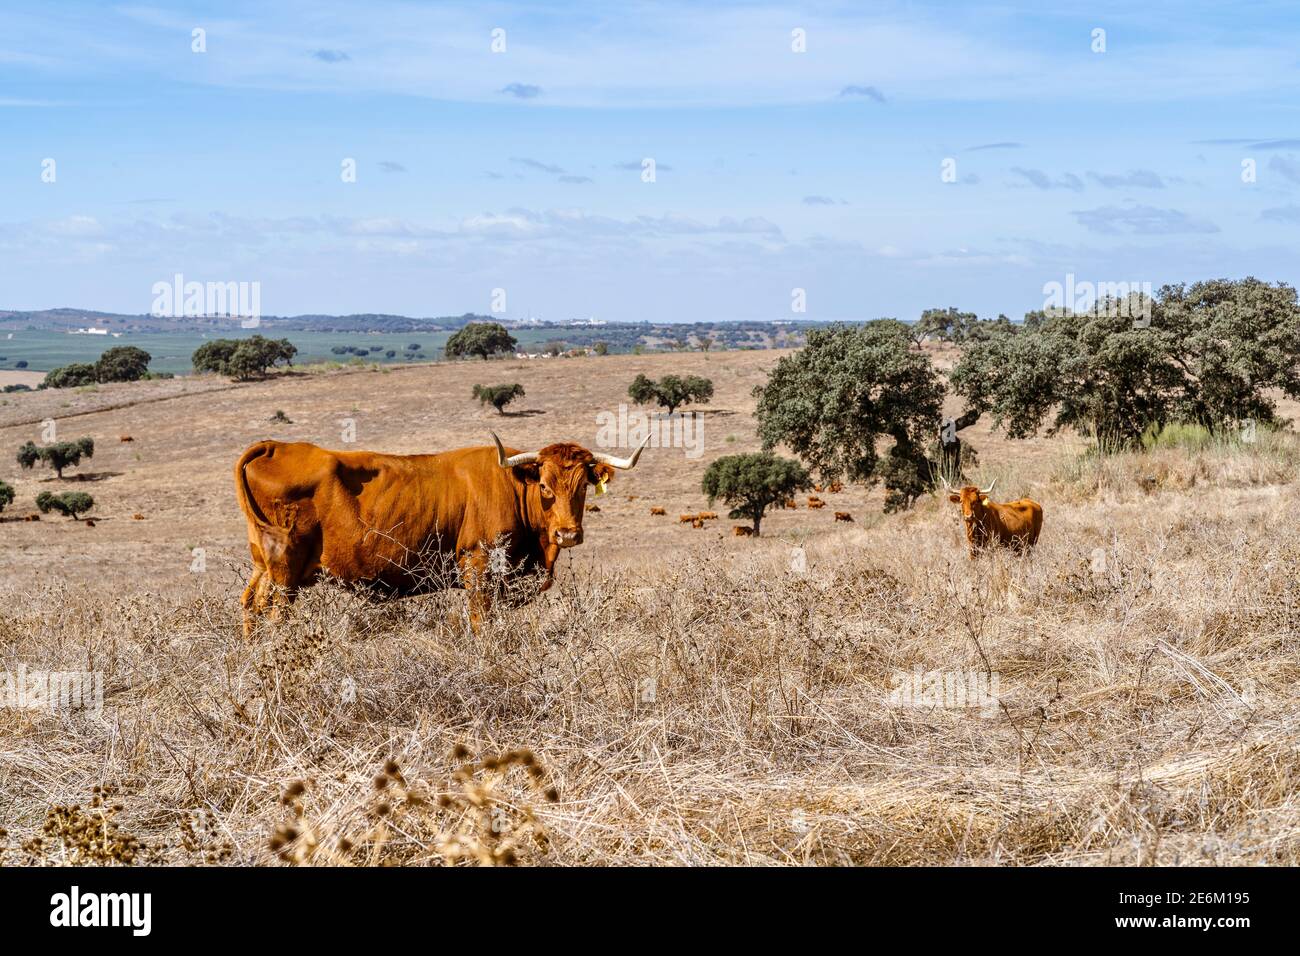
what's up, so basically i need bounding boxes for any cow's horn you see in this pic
[591,433,652,470]
[491,432,539,467]
[979,477,997,495]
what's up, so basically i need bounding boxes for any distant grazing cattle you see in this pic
[679,513,697,524]
[26,514,40,522]
[783,499,798,509]
[119,435,134,443]
[834,511,853,522]
[827,480,843,493]
[650,507,666,516]
[691,517,705,528]
[732,526,755,537]
[235,432,649,634]
[807,497,826,509]
[698,511,718,520]
[627,495,639,501]
[84,518,96,527]
[132,513,145,520]
[944,478,1043,558]
[585,503,600,513]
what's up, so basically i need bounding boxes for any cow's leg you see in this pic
[458,550,493,632]
[241,566,265,637]
[245,518,306,633]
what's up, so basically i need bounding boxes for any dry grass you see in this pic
[2,351,1300,865]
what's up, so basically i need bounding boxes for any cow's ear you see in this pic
[589,462,615,486]
[948,493,961,503]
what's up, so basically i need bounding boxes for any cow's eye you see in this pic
[539,482,554,500]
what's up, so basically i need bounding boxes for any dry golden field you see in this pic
[2,349,1300,865]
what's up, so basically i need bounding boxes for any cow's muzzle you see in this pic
[554,527,583,547]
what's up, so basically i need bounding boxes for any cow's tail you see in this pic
[234,441,279,531]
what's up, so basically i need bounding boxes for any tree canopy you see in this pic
[949,278,1300,446]
[94,345,152,382]
[17,437,95,479]
[36,490,95,519]
[702,452,811,535]
[192,336,297,380]
[627,373,714,414]
[445,322,517,361]
[754,321,945,511]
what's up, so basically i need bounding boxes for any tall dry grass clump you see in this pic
[2,446,1300,865]
[1052,422,1300,502]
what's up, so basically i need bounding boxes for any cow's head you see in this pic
[945,478,996,537]
[493,432,650,548]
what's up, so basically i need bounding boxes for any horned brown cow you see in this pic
[235,432,649,635]
[945,478,1043,558]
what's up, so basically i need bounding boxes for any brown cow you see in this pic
[732,525,755,537]
[944,478,1042,558]
[783,499,798,509]
[649,507,666,516]
[235,432,649,635]
[697,511,718,520]
[132,513,145,520]
[827,480,843,494]
[834,511,853,522]
[807,497,826,509]
[679,513,697,523]
[119,435,134,443]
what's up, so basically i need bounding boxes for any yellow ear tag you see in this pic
[595,478,607,496]
[981,497,990,507]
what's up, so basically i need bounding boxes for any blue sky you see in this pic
[3,0,1300,321]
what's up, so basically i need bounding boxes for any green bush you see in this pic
[35,490,95,519]
[702,452,811,536]
[471,383,526,415]
[94,345,151,383]
[42,363,98,389]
